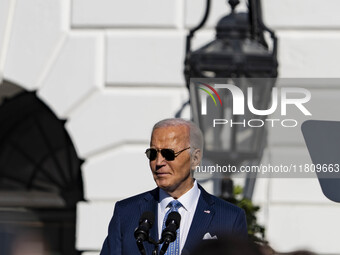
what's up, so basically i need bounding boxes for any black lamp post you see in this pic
[185,0,278,199]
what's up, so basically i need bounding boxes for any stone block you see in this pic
[66,87,188,157]
[38,33,104,118]
[106,31,185,85]
[0,0,12,80]
[278,31,340,78]
[76,201,116,251]
[267,204,340,253]
[268,177,330,204]
[72,0,177,28]
[3,0,66,90]
[82,144,156,200]
[263,0,340,29]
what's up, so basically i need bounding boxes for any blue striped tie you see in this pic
[162,200,182,255]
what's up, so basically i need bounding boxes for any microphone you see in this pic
[134,211,155,255]
[160,211,181,255]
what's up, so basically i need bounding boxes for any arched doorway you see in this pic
[0,81,84,255]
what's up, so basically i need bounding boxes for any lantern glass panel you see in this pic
[190,78,275,166]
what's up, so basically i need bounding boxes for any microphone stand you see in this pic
[138,236,169,255]
[136,238,146,255]
[148,237,159,255]
[135,228,162,255]
[159,239,170,255]
[136,211,180,255]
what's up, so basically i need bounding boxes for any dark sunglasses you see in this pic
[145,147,190,161]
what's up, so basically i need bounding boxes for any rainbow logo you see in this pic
[198,82,223,107]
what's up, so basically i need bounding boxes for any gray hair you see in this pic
[152,118,204,155]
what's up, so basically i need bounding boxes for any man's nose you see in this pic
[155,151,165,165]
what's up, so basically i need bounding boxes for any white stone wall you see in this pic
[255,1,340,254]
[1,0,340,254]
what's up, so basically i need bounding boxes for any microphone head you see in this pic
[165,211,181,228]
[134,211,155,241]
[140,211,155,226]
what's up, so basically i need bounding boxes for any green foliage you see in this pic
[224,185,266,243]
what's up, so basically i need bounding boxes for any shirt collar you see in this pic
[159,180,200,213]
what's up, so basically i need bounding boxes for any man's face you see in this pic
[149,125,193,197]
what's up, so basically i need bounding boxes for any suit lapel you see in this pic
[182,184,215,253]
[139,188,159,254]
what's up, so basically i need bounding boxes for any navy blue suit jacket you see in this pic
[100,184,247,255]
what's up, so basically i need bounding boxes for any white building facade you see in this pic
[1,0,340,254]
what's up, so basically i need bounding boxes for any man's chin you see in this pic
[155,180,174,192]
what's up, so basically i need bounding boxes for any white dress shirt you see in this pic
[158,180,201,253]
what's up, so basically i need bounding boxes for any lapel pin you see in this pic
[204,210,210,214]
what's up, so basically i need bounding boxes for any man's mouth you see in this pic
[156,172,170,176]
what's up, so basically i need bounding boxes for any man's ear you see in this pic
[191,148,202,170]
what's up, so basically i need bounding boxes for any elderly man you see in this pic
[100,118,247,255]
